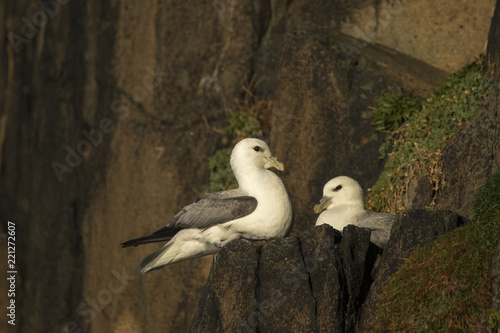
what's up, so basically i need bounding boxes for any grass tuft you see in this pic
[366,56,492,213]
[225,107,263,139]
[207,148,237,193]
[207,101,273,193]
[373,171,500,332]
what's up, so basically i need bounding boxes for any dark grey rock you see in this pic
[434,95,500,217]
[189,240,259,333]
[486,0,500,83]
[191,211,472,332]
[340,225,379,332]
[491,238,500,311]
[357,209,469,332]
[299,225,345,332]
[190,224,379,332]
[256,237,318,333]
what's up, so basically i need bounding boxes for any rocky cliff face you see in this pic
[190,210,468,332]
[190,224,375,333]
[0,0,498,332]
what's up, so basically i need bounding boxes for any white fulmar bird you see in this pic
[122,138,293,274]
[314,176,395,248]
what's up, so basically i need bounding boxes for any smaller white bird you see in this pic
[314,176,395,248]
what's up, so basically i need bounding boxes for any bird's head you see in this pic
[230,138,284,172]
[314,176,364,213]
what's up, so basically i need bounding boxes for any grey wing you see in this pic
[167,190,258,229]
[122,190,257,248]
[360,213,395,248]
[359,213,395,228]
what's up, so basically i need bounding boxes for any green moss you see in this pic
[490,308,500,332]
[207,104,270,193]
[372,93,423,132]
[373,171,500,332]
[207,148,237,193]
[366,56,493,213]
[225,107,263,138]
[471,171,500,225]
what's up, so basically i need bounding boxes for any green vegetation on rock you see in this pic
[471,171,500,225]
[207,102,272,193]
[373,171,500,332]
[207,148,237,193]
[367,57,493,213]
[371,93,423,133]
[225,108,263,138]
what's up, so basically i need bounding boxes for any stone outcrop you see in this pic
[433,94,500,217]
[486,0,500,83]
[267,29,447,233]
[357,210,469,332]
[190,224,376,332]
[402,0,500,216]
[189,210,468,332]
[340,0,495,73]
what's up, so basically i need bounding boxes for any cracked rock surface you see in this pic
[190,224,377,332]
[190,210,469,332]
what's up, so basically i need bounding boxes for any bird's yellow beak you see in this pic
[264,156,285,171]
[313,196,333,213]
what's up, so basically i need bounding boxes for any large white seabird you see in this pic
[122,138,293,273]
[314,176,394,248]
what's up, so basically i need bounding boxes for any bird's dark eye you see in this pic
[253,146,262,152]
[334,185,342,191]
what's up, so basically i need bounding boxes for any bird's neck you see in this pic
[329,202,365,215]
[235,167,279,196]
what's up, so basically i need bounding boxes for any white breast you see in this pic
[230,170,293,238]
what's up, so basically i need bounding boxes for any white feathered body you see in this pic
[128,138,294,273]
[143,169,293,272]
[316,206,394,248]
[314,176,395,249]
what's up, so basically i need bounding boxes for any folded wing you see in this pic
[121,190,258,248]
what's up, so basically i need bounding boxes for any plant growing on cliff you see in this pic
[373,171,500,332]
[207,101,273,193]
[371,93,423,133]
[207,147,237,193]
[225,108,263,139]
[366,57,493,213]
